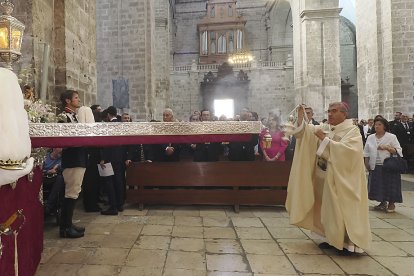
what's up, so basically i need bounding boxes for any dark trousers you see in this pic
[82,163,101,211]
[103,162,125,210]
[44,174,65,211]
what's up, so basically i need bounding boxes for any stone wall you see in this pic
[32,0,55,102]
[169,67,294,121]
[97,0,156,121]
[173,0,206,65]
[62,0,97,105]
[267,0,293,63]
[357,0,414,119]
[12,0,97,107]
[391,0,414,116]
[237,0,269,61]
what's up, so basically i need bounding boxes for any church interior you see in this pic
[1,0,414,275]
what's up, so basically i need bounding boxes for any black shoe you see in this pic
[85,206,101,213]
[336,248,356,256]
[318,242,335,250]
[72,224,85,233]
[117,206,124,212]
[60,226,84,238]
[101,209,118,216]
[44,206,52,216]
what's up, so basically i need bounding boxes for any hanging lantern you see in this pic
[0,0,25,70]
[262,128,272,149]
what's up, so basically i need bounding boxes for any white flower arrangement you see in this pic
[25,100,66,123]
[25,100,66,167]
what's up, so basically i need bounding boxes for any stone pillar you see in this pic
[292,1,342,119]
[14,0,97,106]
[356,0,414,119]
[154,0,172,118]
[53,0,66,101]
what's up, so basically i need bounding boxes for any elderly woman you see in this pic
[259,115,288,161]
[364,117,403,212]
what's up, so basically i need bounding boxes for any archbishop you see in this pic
[286,102,371,253]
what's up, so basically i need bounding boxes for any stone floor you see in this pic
[36,190,414,276]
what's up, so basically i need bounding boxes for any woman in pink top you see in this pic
[260,116,288,161]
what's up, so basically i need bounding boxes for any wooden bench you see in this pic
[126,161,291,212]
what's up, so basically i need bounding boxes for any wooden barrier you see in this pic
[126,161,291,212]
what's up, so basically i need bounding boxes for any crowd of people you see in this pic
[44,90,409,249]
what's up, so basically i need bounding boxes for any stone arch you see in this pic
[339,16,358,117]
[267,0,293,63]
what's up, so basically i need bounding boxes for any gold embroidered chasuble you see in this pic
[286,119,371,250]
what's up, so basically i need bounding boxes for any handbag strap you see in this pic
[391,148,401,158]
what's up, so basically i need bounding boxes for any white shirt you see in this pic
[363,132,402,170]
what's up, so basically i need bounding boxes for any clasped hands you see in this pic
[378,144,393,152]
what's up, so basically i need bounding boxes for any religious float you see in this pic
[30,121,291,212]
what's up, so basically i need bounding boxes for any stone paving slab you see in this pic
[36,190,414,276]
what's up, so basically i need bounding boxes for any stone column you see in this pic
[292,1,342,119]
[356,0,414,119]
[154,0,172,118]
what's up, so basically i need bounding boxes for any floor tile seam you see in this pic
[163,249,207,272]
[228,218,254,274]
[258,216,339,276]
[378,222,414,232]
[370,229,414,242]
[389,241,414,257]
[260,218,308,275]
[367,255,409,276]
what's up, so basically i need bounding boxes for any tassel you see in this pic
[14,231,18,276]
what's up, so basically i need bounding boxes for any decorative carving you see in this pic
[237,70,248,80]
[203,71,216,83]
[38,184,44,205]
[29,121,261,138]
[217,62,234,79]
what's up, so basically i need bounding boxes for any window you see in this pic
[236,30,243,49]
[218,35,226,54]
[201,31,208,55]
[214,99,234,119]
[228,5,233,17]
[211,6,215,17]
[210,32,216,54]
[228,32,234,53]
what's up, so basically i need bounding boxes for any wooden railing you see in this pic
[126,161,291,212]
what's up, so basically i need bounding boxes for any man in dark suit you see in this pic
[305,107,320,125]
[228,111,258,161]
[151,108,182,162]
[99,106,125,215]
[192,109,221,162]
[401,114,413,143]
[389,112,409,155]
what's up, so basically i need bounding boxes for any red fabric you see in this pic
[31,134,253,148]
[0,168,43,276]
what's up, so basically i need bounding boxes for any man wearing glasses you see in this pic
[286,102,371,254]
